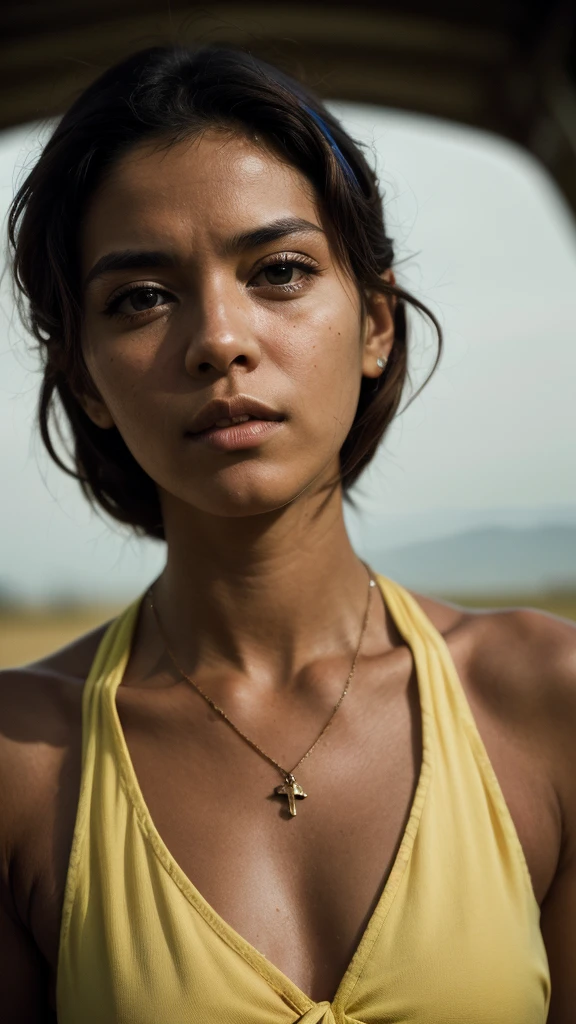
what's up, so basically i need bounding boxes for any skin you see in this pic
[1,129,576,1022]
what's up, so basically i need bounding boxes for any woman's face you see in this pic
[81,130,392,519]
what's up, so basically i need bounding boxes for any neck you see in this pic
[152,485,375,685]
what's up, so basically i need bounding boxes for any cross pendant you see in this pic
[274,773,307,816]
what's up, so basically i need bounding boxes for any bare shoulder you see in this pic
[411,589,576,835]
[462,600,576,815]
[0,621,112,852]
[0,623,115,1016]
[410,592,576,1018]
[410,588,576,714]
[0,617,113,737]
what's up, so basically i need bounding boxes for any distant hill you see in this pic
[367,524,576,594]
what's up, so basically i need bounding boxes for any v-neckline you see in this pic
[104,574,433,1014]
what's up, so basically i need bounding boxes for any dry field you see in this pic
[0,605,124,669]
[1,591,575,670]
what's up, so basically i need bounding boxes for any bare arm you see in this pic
[516,610,576,1022]
[0,889,56,1023]
[0,665,77,1023]
[541,852,576,1023]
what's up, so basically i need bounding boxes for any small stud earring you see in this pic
[376,356,387,369]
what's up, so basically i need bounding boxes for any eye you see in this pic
[104,285,174,318]
[249,256,318,292]
[126,287,166,312]
[261,264,301,285]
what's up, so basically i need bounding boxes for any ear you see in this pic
[77,391,115,430]
[361,269,396,380]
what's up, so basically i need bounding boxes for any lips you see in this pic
[186,395,284,436]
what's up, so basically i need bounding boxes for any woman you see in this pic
[1,45,574,1023]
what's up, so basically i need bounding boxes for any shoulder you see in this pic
[0,623,115,1006]
[410,588,576,716]
[0,618,113,737]
[0,622,112,856]
[411,589,576,852]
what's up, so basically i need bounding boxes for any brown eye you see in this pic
[104,285,174,319]
[264,264,295,285]
[127,287,164,312]
[250,259,316,291]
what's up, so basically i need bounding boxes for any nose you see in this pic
[184,278,261,380]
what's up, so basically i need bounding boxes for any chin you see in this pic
[172,461,329,519]
[189,484,310,519]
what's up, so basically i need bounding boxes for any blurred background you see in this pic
[1,0,576,666]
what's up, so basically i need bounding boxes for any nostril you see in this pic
[198,362,211,373]
[234,355,248,367]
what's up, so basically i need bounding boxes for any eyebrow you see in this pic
[224,216,324,254]
[84,250,176,289]
[84,217,325,290]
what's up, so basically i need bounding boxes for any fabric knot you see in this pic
[295,1003,336,1024]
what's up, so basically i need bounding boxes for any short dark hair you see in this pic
[8,45,442,541]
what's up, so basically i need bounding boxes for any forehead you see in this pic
[82,131,322,260]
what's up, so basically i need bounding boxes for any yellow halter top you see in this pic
[56,574,550,1023]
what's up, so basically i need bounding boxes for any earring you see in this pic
[376,356,387,369]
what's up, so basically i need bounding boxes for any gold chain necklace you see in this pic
[148,568,376,817]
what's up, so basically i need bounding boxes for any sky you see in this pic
[1,105,575,602]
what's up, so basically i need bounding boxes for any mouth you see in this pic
[185,395,285,450]
[185,416,285,451]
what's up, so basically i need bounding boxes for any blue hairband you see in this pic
[302,104,359,187]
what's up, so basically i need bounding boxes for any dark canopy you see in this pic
[2,1,576,213]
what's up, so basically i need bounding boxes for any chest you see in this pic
[29,635,555,1006]
[112,658,421,1002]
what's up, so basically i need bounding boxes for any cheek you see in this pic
[277,304,363,437]
[83,328,164,420]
